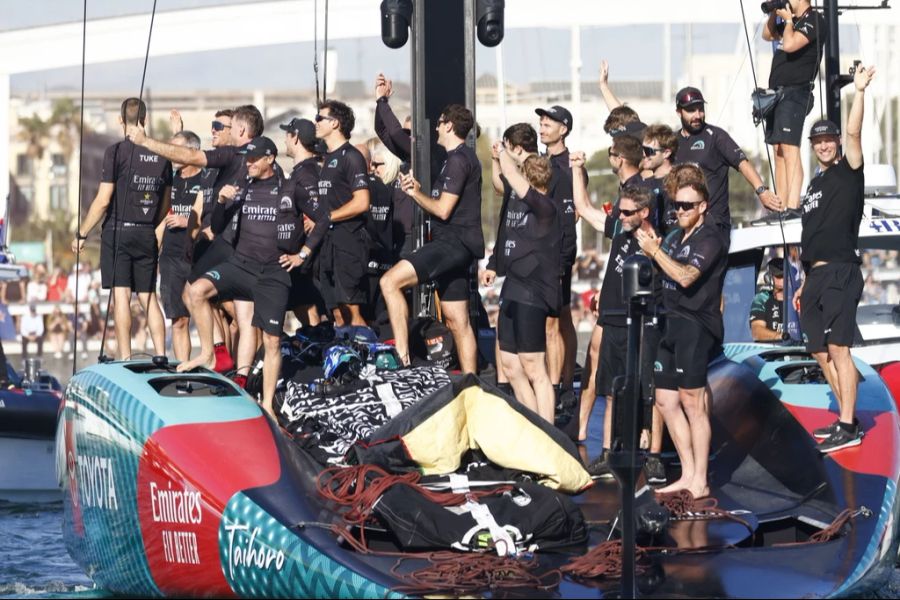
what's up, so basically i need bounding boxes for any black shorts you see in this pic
[559,264,573,309]
[189,236,234,284]
[406,238,474,302]
[596,321,660,400]
[497,299,549,354]
[201,255,290,336]
[800,262,863,353]
[100,227,158,293]
[764,85,814,146]
[655,316,721,391]
[158,254,190,320]
[319,230,368,306]
[288,269,324,309]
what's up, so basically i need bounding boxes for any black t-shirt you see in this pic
[204,146,250,244]
[430,143,485,258]
[769,9,828,88]
[499,187,561,312]
[547,149,585,267]
[800,157,865,264]
[284,159,330,255]
[318,142,370,233]
[161,169,209,259]
[599,233,642,327]
[229,173,285,264]
[749,289,783,333]
[674,125,748,228]
[100,139,172,227]
[197,168,220,232]
[366,174,394,260]
[660,221,728,341]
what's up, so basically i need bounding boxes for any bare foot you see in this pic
[655,477,691,495]
[687,485,710,500]
[176,353,215,373]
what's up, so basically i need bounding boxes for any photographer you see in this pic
[762,0,827,209]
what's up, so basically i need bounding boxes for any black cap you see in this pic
[766,258,784,277]
[239,136,277,158]
[808,119,840,139]
[280,118,317,148]
[535,105,573,129]
[675,86,707,108]
[610,120,648,139]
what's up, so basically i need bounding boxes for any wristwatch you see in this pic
[298,249,310,261]
[755,185,769,195]
[75,231,88,241]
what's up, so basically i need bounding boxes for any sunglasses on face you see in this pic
[315,114,337,123]
[608,150,620,158]
[211,121,231,131]
[619,208,641,217]
[674,201,701,212]
[371,161,385,168]
[642,145,661,157]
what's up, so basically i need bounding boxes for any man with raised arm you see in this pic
[794,64,876,453]
[374,73,411,163]
[73,97,170,361]
[380,104,483,373]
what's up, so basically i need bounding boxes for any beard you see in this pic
[681,113,705,135]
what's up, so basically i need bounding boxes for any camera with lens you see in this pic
[761,0,790,14]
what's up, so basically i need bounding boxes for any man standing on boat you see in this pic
[794,64,876,453]
[73,97,170,361]
[762,0,827,210]
[380,104,483,373]
[673,87,782,233]
[636,164,729,499]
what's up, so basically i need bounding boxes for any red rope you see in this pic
[560,540,649,580]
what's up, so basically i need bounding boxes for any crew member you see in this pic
[750,258,786,342]
[156,130,209,361]
[179,137,291,417]
[597,59,647,138]
[484,146,559,423]
[380,104,483,373]
[673,87,781,231]
[636,164,729,499]
[762,0,827,209]
[535,105,580,397]
[127,105,267,383]
[794,65,875,453]
[374,73,411,163]
[315,99,372,327]
[641,124,679,232]
[73,97,170,360]
[279,117,330,326]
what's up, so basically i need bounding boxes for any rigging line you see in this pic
[717,20,766,124]
[739,0,796,343]
[98,0,159,361]
[314,0,320,106]
[814,0,825,120]
[323,0,330,101]
[73,0,88,376]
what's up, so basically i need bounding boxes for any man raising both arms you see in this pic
[380,104,483,372]
[74,97,170,360]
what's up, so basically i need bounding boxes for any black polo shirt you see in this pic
[547,149,585,267]
[319,142,370,234]
[100,139,172,228]
[161,169,209,259]
[769,9,827,88]
[430,143,485,259]
[285,158,329,253]
[800,157,864,264]
[674,125,748,228]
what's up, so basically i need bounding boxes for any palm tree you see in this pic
[17,114,50,160]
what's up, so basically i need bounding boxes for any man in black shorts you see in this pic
[794,64,875,453]
[535,105,580,395]
[314,99,371,327]
[155,130,209,361]
[763,0,827,209]
[279,117,330,325]
[750,258,786,342]
[128,105,266,383]
[179,137,291,416]
[636,164,728,499]
[380,104,483,373]
[673,87,781,231]
[73,97,170,360]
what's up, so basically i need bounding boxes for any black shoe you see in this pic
[818,423,863,453]
[587,450,614,479]
[813,419,840,439]
[643,455,666,485]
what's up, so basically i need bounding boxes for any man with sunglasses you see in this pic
[314,100,371,326]
[635,165,728,499]
[535,105,581,398]
[793,65,875,453]
[673,87,781,233]
[571,153,662,479]
[381,104,483,373]
[641,124,679,233]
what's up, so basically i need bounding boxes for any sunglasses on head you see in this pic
[619,208,641,217]
[315,114,337,123]
[642,145,661,157]
[211,121,231,131]
[674,201,701,212]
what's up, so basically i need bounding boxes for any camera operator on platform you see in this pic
[762,0,827,210]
